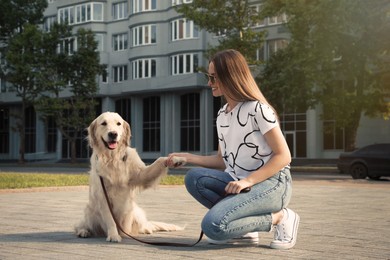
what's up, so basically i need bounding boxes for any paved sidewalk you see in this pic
[0,178,389,259]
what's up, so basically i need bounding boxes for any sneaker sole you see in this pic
[270,213,300,250]
[207,233,259,245]
[207,238,259,245]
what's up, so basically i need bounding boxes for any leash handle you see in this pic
[100,176,204,247]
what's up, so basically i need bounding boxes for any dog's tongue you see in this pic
[108,141,118,149]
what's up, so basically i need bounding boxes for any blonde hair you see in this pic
[211,49,270,105]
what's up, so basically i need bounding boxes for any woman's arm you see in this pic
[225,126,291,194]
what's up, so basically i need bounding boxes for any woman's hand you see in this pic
[166,153,191,168]
[225,179,253,194]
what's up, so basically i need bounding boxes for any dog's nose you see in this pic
[108,131,118,140]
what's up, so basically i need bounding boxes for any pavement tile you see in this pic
[0,179,390,259]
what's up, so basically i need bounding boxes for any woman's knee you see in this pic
[201,213,226,240]
[184,168,203,189]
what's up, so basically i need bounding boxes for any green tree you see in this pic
[0,0,47,42]
[259,0,390,151]
[3,24,46,163]
[174,0,266,64]
[0,0,47,163]
[36,28,103,163]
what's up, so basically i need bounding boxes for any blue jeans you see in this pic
[184,167,292,241]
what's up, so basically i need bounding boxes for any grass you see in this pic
[0,172,185,189]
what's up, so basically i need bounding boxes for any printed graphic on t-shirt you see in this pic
[217,101,277,179]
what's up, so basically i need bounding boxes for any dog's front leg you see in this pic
[102,209,122,242]
[129,157,168,189]
[133,156,186,189]
[98,187,122,243]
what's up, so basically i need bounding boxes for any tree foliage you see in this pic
[3,24,48,162]
[35,28,103,163]
[259,0,390,150]
[174,0,266,64]
[0,0,47,43]
[0,0,48,162]
[3,12,102,163]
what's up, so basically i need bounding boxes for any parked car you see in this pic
[337,143,390,179]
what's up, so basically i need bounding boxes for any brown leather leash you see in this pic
[100,176,251,247]
[100,176,204,247]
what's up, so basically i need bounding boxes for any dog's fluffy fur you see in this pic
[75,112,186,242]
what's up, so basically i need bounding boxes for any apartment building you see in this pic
[0,0,388,162]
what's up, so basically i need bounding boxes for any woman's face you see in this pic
[208,62,223,97]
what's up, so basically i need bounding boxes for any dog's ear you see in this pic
[122,120,132,147]
[88,118,98,148]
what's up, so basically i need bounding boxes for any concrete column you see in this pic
[306,108,322,158]
[56,128,62,161]
[130,97,142,151]
[35,112,46,154]
[9,107,20,159]
[101,97,115,112]
[200,88,214,155]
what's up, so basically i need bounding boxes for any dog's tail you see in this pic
[140,221,185,234]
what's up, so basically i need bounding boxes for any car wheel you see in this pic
[368,175,381,180]
[349,163,367,179]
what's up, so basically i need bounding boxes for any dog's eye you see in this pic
[117,122,121,126]
[101,122,107,126]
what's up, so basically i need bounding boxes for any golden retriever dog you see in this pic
[75,112,186,242]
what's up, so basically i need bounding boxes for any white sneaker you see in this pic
[270,208,300,250]
[206,232,259,245]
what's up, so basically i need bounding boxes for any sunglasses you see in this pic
[203,73,217,84]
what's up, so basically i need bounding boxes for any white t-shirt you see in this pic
[216,101,278,180]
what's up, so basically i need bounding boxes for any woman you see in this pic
[167,49,299,250]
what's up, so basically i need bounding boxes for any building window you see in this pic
[47,116,57,153]
[61,129,89,159]
[133,0,157,13]
[115,98,131,126]
[132,59,156,79]
[0,107,9,153]
[113,1,128,20]
[58,3,103,25]
[172,0,193,6]
[25,107,36,153]
[58,37,77,55]
[1,76,8,93]
[113,33,128,51]
[58,6,74,24]
[171,19,198,41]
[171,53,198,75]
[132,25,156,46]
[280,113,307,158]
[143,96,160,152]
[268,13,287,25]
[214,29,228,38]
[322,82,346,150]
[101,64,108,83]
[267,39,288,58]
[254,47,265,62]
[249,4,266,27]
[94,33,104,52]
[113,65,128,83]
[43,16,57,32]
[60,100,100,160]
[180,93,200,151]
[93,3,103,21]
[323,120,345,150]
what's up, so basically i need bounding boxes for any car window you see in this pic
[356,144,390,157]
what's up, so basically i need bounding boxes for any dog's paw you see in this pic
[76,228,91,238]
[171,156,187,167]
[106,234,122,243]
